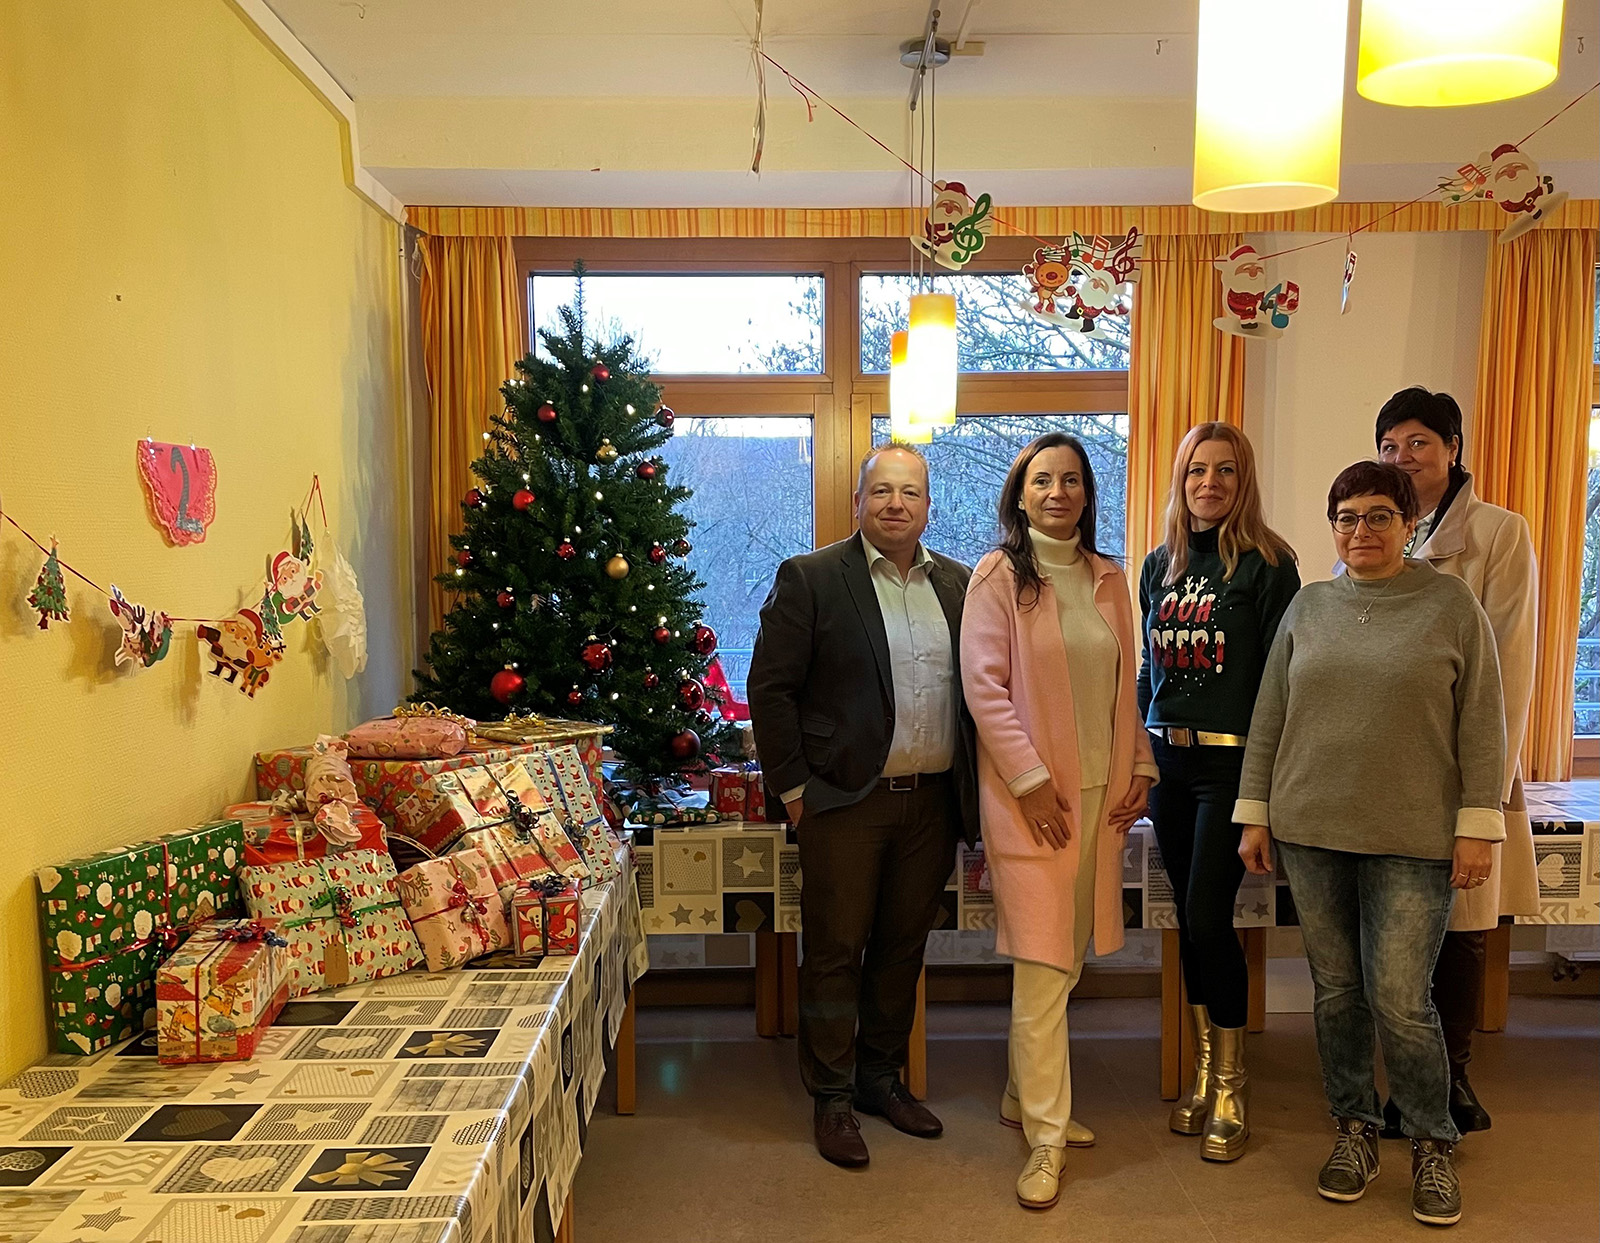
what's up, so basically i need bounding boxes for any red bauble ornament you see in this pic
[513,488,536,511]
[496,590,514,609]
[590,363,611,383]
[689,623,717,656]
[556,539,577,561]
[655,406,676,429]
[464,488,483,509]
[651,625,672,646]
[580,637,613,672]
[642,669,661,690]
[672,538,693,557]
[565,686,585,708]
[635,460,658,481]
[669,729,701,761]
[648,543,667,565]
[490,667,524,705]
[456,550,473,567]
[677,678,705,710]
[536,403,558,424]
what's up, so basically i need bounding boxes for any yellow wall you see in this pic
[0,1,411,1078]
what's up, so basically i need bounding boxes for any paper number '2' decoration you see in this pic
[137,440,218,545]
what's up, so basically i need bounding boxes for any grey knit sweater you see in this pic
[1233,561,1506,859]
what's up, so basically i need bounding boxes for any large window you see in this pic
[518,238,1131,686]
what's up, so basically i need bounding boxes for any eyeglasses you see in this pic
[1331,508,1405,534]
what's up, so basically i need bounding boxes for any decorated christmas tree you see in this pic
[415,286,737,784]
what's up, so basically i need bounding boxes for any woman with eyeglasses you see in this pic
[1375,386,1538,1137]
[1235,460,1505,1230]
[1136,422,1299,1161]
[962,433,1158,1210]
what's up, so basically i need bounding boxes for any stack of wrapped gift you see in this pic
[155,918,292,1064]
[710,764,769,822]
[36,820,245,1055]
[511,875,582,958]
[522,746,622,883]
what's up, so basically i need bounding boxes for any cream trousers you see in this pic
[1005,784,1105,1149]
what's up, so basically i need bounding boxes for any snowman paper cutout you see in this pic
[1437,143,1568,244]
[1021,229,1142,338]
[912,180,993,270]
[1214,244,1299,340]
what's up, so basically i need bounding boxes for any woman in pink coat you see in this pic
[962,433,1158,1211]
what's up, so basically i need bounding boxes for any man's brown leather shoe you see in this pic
[855,1080,943,1139]
[814,1108,870,1167]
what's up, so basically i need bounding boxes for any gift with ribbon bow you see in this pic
[517,748,621,883]
[155,917,291,1064]
[710,763,769,822]
[511,875,582,959]
[229,799,387,868]
[492,760,591,884]
[451,823,559,904]
[396,849,511,971]
[239,849,422,996]
[36,820,245,1055]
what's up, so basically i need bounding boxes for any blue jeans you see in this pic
[1276,840,1459,1143]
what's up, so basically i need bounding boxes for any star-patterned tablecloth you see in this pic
[1521,780,1599,925]
[0,858,648,1243]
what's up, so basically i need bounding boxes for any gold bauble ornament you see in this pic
[595,438,619,464]
[605,554,631,580]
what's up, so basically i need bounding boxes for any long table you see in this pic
[0,859,648,1243]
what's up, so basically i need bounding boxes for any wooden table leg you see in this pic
[1479,921,1512,1033]
[778,931,799,1036]
[754,930,779,1038]
[1244,927,1267,1034]
[555,1195,575,1243]
[615,988,636,1116]
[903,967,928,1100]
[1160,929,1182,1101]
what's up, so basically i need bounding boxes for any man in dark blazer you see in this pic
[748,443,979,1168]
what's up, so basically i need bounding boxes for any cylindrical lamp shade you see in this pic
[1357,0,1563,107]
[906,292,958,428]
[888,330,931,444]
[1193,0,1350,213]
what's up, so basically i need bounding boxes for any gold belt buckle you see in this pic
[1169,727,1193,747]
[887,775,916,792]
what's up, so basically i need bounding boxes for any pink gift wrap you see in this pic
[345,715,472,759]
[512,880,582,958]
[155,919,291,1065]
[452,824,559,901]
[397,849,512,971]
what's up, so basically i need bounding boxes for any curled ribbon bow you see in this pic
[446,879,490,923]
[218,920,289,948]
[329,885,358,929]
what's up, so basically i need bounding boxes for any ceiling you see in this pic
[266,0,1600,207]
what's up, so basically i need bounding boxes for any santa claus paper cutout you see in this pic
[1021,229,1142,338]
[1436,143,1568,244]
[1214,244,1299,339]
[912,180,993,270]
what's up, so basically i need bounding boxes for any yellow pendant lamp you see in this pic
[1193,0,1350,213]
[888,330,931,444]
[906,292,958,428]
[1358,0,1564,107]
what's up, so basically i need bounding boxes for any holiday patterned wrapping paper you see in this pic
[155,919,292,1065]
[240,850,423,997]
[494,761,591,884]
[254,731,606,823]
[710,765,769,822]
[397,850,513,971]
[512,880,583,958]
[0,850,645,1243]
[518,749,618,884]
[452,824,560,902]
[1520,781,1600,926]
[228,801,388,868]
[36,821,245,1055]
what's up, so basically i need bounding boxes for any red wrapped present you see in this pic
[511,876,582,958]
[495,761,590,884]
[229,800,387,868]
[154,918,291,1065]
[523,747,621,883]
[396,850,511,971]
[710,765,768,822]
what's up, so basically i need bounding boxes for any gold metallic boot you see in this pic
[1169,1005,1214,1135]
[1201,1025,1248,1161]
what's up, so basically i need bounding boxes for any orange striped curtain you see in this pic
[1126,233,1247,566]
[1472,227,1599,781]
[417,235,526,631]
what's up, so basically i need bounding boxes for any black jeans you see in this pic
[795,782,958,1108]
[1148,737,1249,1029]
[1434,929,1486,1076]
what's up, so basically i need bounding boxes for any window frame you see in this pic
[515,236,1132,551]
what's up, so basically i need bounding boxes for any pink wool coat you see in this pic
[961,549,1155,972]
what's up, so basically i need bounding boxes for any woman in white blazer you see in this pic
[1375,386,1538,1136]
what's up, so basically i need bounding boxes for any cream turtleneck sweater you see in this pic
[1009,527,1121,794]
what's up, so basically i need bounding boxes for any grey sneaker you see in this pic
[1411,1139,1462,1227]
[1317,1117,1380,1202]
